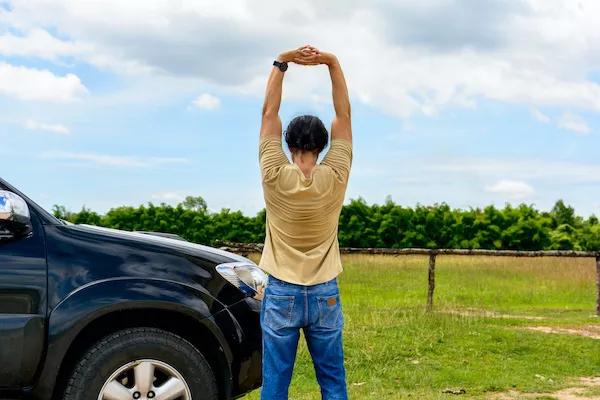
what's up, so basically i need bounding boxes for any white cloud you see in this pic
[0,28,86,60]
[151,191,186,203]
[4,0,600,116]
[485,180,535,199]
[24,119,71,135]
[532,109,551,124]
[41,151,190,167]
[192,93,220,110]
[530,109,592,134]
[558,112,591,135]
[0,62,88,102]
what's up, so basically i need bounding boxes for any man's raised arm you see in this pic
[260,46,316,141]
[260,62,284,140]
[322,52,352,142]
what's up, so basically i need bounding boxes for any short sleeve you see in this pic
[321,139,353,184]
[259,137,289,183]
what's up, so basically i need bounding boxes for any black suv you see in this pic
[0,177,266,400]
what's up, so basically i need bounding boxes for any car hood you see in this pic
[73,224,253,265]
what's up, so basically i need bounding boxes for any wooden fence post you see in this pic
[596,256,600,316]
[427,253,437,311]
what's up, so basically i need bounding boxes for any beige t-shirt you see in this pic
[258,136,353,285]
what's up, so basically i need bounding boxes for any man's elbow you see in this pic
[338,103,351,120]
[262,104,278,118]
[337,109,351,123]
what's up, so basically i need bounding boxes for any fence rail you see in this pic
[216,241,600,315]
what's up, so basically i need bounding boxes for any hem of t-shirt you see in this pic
[258,263,343,286]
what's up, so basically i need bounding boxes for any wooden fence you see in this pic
[216,241,600,316]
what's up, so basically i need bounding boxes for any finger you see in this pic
[300,48,318,55]
[293,58,317,65]
[294,60,319,66]
[297,53,316,61]
[299,48,316,57]
[301,54,320,62]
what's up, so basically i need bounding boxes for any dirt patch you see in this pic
[493,377,600,399]
[442,308,545,320]
[524,325,600,340]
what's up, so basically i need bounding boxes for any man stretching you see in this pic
[258,45,352,400]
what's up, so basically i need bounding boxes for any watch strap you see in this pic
[273,60,288,72]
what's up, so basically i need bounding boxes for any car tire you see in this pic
[63,327,218,400]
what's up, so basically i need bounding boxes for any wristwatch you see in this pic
[273,60,288,72]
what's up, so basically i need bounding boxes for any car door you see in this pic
[0,187,47,388]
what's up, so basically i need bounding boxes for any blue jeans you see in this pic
[260,275,348,400]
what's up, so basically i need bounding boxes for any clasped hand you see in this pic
[278,45,336,67]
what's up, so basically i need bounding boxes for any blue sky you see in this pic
[1,0,599,217]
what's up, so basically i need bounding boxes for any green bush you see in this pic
[52,197,599,251]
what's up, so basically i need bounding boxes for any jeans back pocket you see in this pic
[264,294,295,330]
[316,294,343,329]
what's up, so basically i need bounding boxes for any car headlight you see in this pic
[216,262,268,300]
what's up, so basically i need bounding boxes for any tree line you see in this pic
[52,197,599,251]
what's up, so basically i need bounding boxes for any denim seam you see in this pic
[286,296,295,328]
[304,287,308,325]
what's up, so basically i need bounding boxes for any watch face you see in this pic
[273,60,288,72]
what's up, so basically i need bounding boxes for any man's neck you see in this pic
[292,152,318,179]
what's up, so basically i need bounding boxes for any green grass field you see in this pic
[242,254,600,399]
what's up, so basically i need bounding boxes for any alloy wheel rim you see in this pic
[97,359,191,400]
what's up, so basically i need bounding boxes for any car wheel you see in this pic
[63,327,218,400]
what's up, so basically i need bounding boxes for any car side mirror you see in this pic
[0,190,33,242]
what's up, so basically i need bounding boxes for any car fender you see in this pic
[32,277,232,399]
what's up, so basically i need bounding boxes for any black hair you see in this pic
[284,115,329,153]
